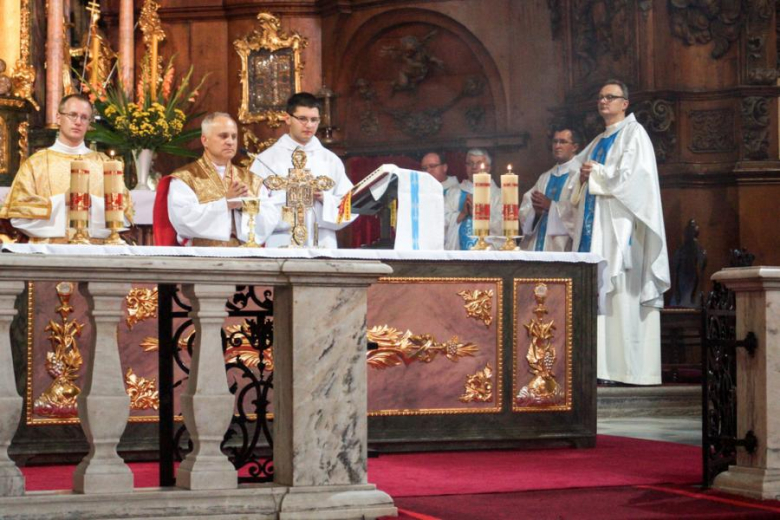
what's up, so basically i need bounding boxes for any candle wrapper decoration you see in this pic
[103,160,125,227]
[473,172,491,232]
[69,160,91,224]
[501,172,519,233]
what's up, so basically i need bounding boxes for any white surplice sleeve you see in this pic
[10,193,67,238]
[168,178,232,243]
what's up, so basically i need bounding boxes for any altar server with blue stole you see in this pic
[569,79,670,386]
[519,128,580,252]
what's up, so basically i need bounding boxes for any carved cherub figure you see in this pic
[380,31,444,93]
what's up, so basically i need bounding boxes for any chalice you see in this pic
[241,198,261,248]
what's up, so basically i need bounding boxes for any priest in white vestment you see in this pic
[450,148,503,250]
[421,151,460,250]
[0,94,133,242]
[520,128,580,252]
[168,112,262,247]
[569,79,670,385]
[250,93,357,248]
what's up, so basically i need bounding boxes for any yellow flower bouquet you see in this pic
[87,57,206,158]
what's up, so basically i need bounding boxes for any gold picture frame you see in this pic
[234,12,307,128]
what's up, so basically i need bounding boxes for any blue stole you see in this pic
[534,167,570,251]
[578,131,621,253]
[410,171,420,249]
[458,190,477,250]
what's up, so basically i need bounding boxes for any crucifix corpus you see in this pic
[263,148,335,247]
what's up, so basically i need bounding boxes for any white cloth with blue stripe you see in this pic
[368,164,444,250]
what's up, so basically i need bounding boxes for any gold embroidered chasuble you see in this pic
[0,150,135,243]
[171,156,262,247]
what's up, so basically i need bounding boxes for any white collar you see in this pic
[49,138,91,155]
[603,113,634,137]
[552,157,577,175]
[279,133,323,154]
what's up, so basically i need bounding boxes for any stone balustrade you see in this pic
[711,266,780,501]
[0,252,397,519]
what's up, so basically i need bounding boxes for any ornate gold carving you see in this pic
[234,12,307,127]
[366,325,478,369]
[0,115,7,174]
[10,0,37,110]
[459,363,493,403]
[125,368,159,411]
[139,0,166,98]
[33,282,84,418]
[125,287,158,329]
[240,127,276,168]
[17,120,28,164]
[516,283,564,407]
[457,289,494,327]
[0,98,25,108]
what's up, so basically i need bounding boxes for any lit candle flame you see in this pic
[507,164,513,173]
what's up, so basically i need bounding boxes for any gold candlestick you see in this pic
[240,198,260,248]
[103,160,126,245]
[69,160,91,245]
[471,228,490,251]
[500,230,520,251]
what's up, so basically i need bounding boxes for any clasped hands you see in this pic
[457,194,473,223]
[226,179,249,210]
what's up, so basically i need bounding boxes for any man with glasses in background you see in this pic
[569,79,670,386]
[519,127,580,252]
[250,92,356,248]
[0,93,133,242]
[420,150,460,249]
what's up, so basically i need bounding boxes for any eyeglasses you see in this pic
[289,114,321,125]
[596,94,626,103]
[552,139,573,145]
[59,112,92,123]
[422,163,442,170]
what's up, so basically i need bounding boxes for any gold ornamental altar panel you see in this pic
[366,277,503,416]
[512,278,573,413]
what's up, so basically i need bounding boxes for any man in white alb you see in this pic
[519,128,580,252]
[250,92,357,248]
[420,151,460,250]
[0,94,133,241]
[167,112,262,247]
[569,79,670,385]
[451,148,502,250]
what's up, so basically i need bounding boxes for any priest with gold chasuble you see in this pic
[168,112,263,247]
[0,94,134,243]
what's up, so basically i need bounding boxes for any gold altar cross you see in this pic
[263,148,335,247]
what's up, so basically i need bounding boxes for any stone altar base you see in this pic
[0,484,395,519]
[713,467,780,501]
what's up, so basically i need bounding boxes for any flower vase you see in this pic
[132,149,154,191]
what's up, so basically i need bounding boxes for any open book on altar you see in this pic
[350,164,444,250]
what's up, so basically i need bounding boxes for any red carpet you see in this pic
[367,434,700,497]
[21,435,699,494]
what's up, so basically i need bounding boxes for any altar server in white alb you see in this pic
[167,112,262,247]
[420,151,460,250]
[519,128,580,252]
[250,92,357,248]
[569,79,670,385]
[450,148,503,250]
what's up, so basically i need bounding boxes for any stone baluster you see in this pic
[712,266,780,500]
[0,281,25,496]
[73,282,133,494]
[176,284,237,490]
[273,266,395,518]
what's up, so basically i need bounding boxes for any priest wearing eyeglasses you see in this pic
[568,79,670,386]
[0,94,133,243]
[249,92,357,248]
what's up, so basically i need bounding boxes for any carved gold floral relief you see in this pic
[516,283,564,406]
[459,363,493,403]
[366,325,478,369]
[125,368,159,411]
[33,282,84,418]
[126,287,158,329]
[457,289,494,327]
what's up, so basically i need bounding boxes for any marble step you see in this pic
[597,384,702,418]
